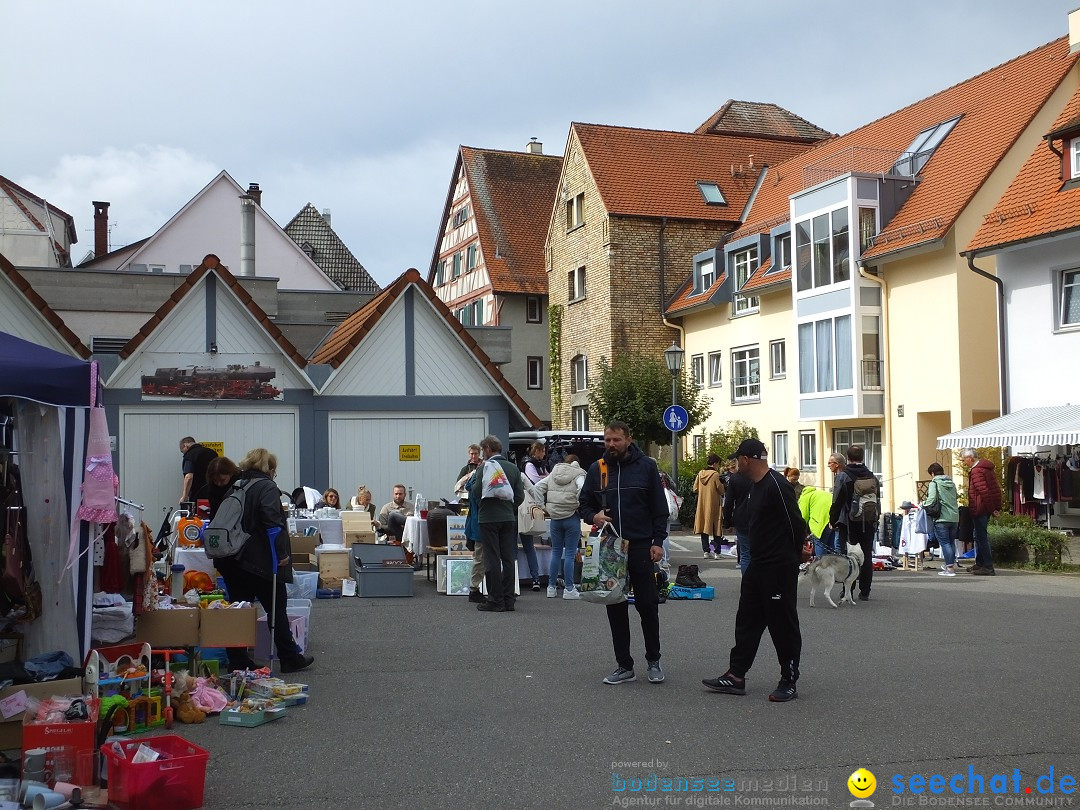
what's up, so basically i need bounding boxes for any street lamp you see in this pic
[664,342,685,495]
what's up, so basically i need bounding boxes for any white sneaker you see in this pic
[703,552,710,559]
[709,552,717,560]
[938,567,956,577]
[722,547,738,557]
[562,587,581,600]
[546,586,557,597]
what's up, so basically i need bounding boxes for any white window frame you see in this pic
[732,247,760,315]
[692,434,706,456]
[571,405,589,431]
[770,339,786,379]
[799,431,817,470]
[1059,268,1080,329]
[566,193,584,230]
[1072,139,1080,179]
[708,351,722,387]
[526,296,542,324]
[691,354,704,389]
[772,432,789,467]
[731,346,760,404]
[568,266,586,302]
[571,355,588,393]
[695,257,716,295]
[833,428,883,476]
[526,356,543,390]
[797,315,853,394]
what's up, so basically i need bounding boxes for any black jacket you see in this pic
[236,470,292,583]
[746,469,806,566]
[579,443,668,546]
[722,471,752,533]
[829,462,878,527]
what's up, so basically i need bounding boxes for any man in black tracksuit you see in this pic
[703,438,805,702]
[579,421,669,686]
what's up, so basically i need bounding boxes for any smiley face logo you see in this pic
[848,768,877,798]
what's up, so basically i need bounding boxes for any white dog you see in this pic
[803,542,865,608]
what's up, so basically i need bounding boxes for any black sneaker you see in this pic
[768,679,798,702]
[476,601,505,612]
[280,654,314,674]
[531,579,541,592]
[702,672,746,695]
[468,589,485,603]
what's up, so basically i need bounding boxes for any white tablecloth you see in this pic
[293,518,344,545]
[174,547,217,579]
[403,516,428,555]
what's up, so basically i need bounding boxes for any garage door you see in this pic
[119,406,299,518]
[328,412,487,508]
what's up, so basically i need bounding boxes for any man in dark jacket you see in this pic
[721,460,752,573]
[703,438,805,702]
[961,448,1002,575]
[579,421,669,686]
[178,437,218,504]
[828,445,879,601]
[470,435,525,612]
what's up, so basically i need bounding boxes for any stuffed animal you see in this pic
[170,671,206,724]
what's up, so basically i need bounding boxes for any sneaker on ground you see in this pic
[603,667,635,685]
[531,579,541,591]
[938,567,956,577]
[768,680,798,702]
[647,661,665,684]
[562,587,581,600]
[972,567,996,576]
[709,552,717,560]
[703,552,710,559]
[722,547,738,557]
[546,586,557,598]
[701,672,746,695]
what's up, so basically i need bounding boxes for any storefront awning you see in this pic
[936,405,1080,449]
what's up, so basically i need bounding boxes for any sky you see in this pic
[3,1,1074,288]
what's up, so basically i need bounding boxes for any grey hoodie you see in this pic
[531,461,585,520]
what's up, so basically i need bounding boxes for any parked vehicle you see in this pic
[508,431,606,472]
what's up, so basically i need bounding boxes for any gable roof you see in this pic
[967,82,1080,253]
[0,251,91,358]
[571,123,820,223]
[665,272,727,317]
[310,268,540,427]
[447,147,563,296]
[118,254,307,367]
[726,36,1079,270]
[694,100,833,143]
[0,174,78,263]
[283,203,379,293]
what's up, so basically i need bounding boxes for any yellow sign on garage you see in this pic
[203,441,224,457]
[398,445,421,461]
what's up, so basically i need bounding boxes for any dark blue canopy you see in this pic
[0,331,91,407]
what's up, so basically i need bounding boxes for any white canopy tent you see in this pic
[937,405,1080,450]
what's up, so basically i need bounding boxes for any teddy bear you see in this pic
[170,670,206,724]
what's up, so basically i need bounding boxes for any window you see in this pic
[833,428,883,476]
[777,234,791,271]
[457,299,484,327]
[526,296,542,324]
[799,432,817,470]
[796,207,850,291]
[892,116,961,176]
[434,260,446,286]
[568,266,586,301]
[1072,139,1080,179]
[861,315,882,388]
[693,435,706,456]
[772,432,789,467]
[694,257,716,295]
[731,347,760,403]
[452,252,462,278]
[691,354,704,389]
[452,205,470,228]
[527,356,543,389]
[732,247,760,315]
[708,351,722,387]
[571,355,588,393]
[566,193,584,230]
[859,207,877,253]
[770,340,786,379]
[696,181,727,205]
[797,316,852,393]
[572,406,590,431]
[1060,269,1080,328]
[466,244,478,271]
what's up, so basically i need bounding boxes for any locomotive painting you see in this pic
[141,362,281,400]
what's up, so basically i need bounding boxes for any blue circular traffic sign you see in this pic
[663,405,689,433]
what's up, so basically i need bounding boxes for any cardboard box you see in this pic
[316,548,350,580]
[292,552,317,572]
[135,608,200,646]
[319,576,344,591]
[198,607,257,647]
[340,512,373,531]
[0,677,84,751]
[344,530,376,545]
[289,533,320,557]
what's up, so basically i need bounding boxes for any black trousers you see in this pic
[606,542,660,670]
[729,562,801,682]
[217,557,302,663]
[480,521,518,607]
[846,519,875,597]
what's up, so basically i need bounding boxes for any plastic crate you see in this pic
[101,734,209,810]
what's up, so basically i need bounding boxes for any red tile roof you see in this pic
[694,100,833,143]
[740,256,783,292]
[310,269,541,427]
[967,83,1080,253]
[572,123,820,222]
[118,254,307,367]
[666,273,727,316]
[727,37,1079,262]
[0,251,91,358]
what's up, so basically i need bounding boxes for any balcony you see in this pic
[802,146,910,187]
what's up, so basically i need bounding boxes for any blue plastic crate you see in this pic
[667,585,715,600]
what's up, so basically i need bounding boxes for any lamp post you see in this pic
[664,342,685,495]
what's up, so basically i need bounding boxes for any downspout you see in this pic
[964,251,1009,415]
[657,217,687,472]
[858,264,893,512]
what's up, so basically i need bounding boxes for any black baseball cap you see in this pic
[728,438,767,460]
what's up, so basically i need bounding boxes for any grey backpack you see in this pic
[204,480,255,559]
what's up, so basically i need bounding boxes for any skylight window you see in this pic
[892,116,961,177]
[696,182,727,205]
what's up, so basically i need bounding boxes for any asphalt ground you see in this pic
[138,533,1080,810]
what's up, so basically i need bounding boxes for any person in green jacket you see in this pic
[799,486,835,558]
[470,435,525,611]
[923,463,960,577]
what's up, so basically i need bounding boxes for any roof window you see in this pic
[892,116,961,177]
[696,182,727,206]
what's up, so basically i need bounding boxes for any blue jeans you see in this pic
[519,533,540,580]
[972,513,993,570]
[547,515,580,587]
[736,530,750,574]
[932,521,959,566]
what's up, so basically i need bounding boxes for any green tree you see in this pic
[588,354,710,447]
[674,420,760,525]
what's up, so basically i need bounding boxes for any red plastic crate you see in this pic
[101,735,209,810]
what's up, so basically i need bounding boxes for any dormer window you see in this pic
[892,116,961,176]
[1071,138,1080,179]
[696,182,727,206]
[694,257,715,295]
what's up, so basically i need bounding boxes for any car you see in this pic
[507,430,607,472]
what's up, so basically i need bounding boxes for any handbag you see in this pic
[923,499,942,520]
[801,538,813,564]
[517,499,547,536]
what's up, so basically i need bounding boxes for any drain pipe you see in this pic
[963,252,1008,416]
[858,264,894,512]
[657,216,686,475]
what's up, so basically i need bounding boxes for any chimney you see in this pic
[322,208,332,227]
[1071,8,1080,53]
[526,137,543,155]
[246,182,262,206]
[92,201,110,256]
[239,194,256,276]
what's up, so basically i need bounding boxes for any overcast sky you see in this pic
[3,1,1072,287]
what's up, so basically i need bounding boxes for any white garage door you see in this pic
[328,412,487,508]
[119,406,299,519]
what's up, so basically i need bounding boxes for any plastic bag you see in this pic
[578,524,628,605]
[517,499,547,536]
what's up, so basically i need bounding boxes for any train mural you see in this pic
[140,363,281,400]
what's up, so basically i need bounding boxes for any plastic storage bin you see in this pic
[102,734,209,810]
[285,570,318,600]
[353,544,414,597]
